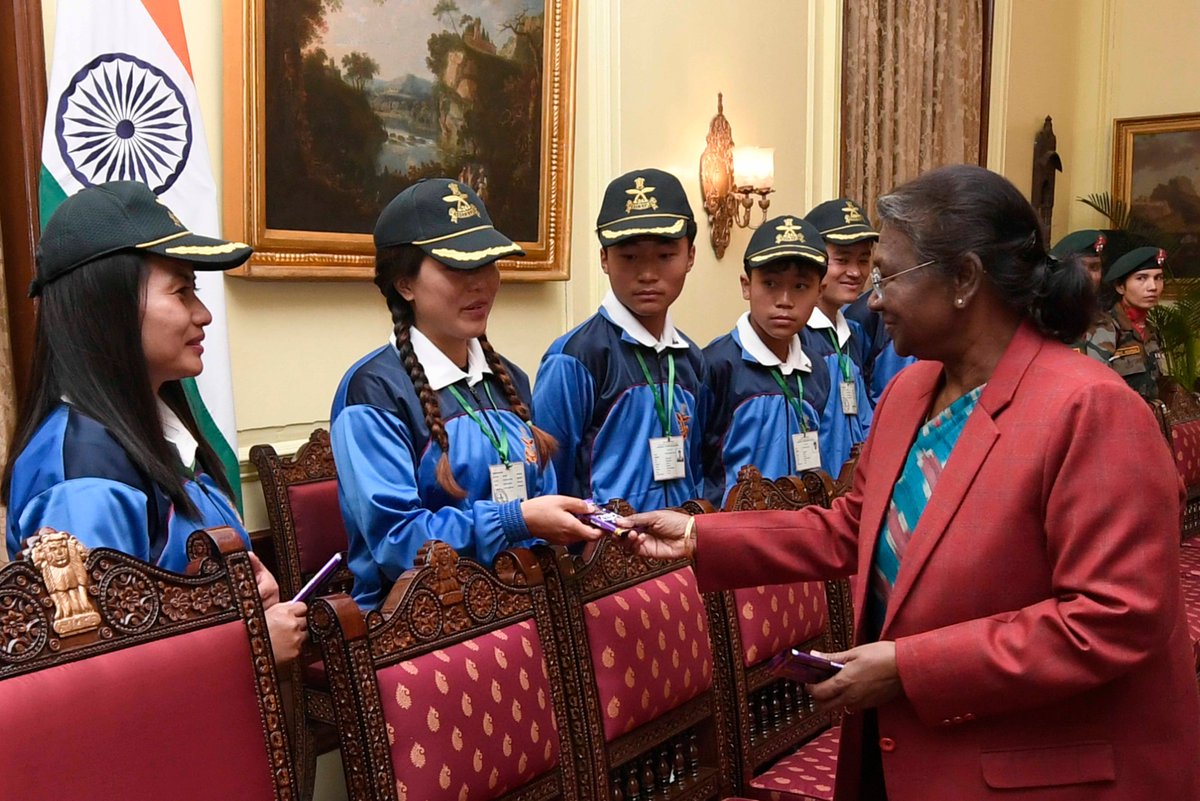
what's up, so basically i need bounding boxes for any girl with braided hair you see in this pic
[331,179,598,608]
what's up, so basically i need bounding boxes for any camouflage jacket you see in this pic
[1074,312,1118,365]
[1103,303,1165,401]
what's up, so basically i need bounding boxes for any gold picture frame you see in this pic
[221,0,577,281]
[1112,112,1200,280]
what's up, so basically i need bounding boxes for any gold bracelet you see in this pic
[682,516,697,560]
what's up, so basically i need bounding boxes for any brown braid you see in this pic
[478,335,558,467]
[377,245,468,499]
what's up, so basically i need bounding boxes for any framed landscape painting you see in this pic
[222,0,577,280]
[1113,112,1200,280]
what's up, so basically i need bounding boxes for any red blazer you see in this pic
[695,322,1200,800]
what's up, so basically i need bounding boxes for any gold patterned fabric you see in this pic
[582,567,714,741]
[842,0,986,218]
[375,619,559,801]
[734,582,828,668]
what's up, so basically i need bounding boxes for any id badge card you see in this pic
[649,436,687,482]
[839,380,859,415]
[792,431,821,472]
[489,463,528,503]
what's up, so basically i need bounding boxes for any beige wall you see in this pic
[990,0,1200,236]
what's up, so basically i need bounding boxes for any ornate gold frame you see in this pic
[1112,112,1200,206]
[221,0,577,281]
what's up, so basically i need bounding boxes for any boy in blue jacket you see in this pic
[801,198,876,473]
[533,168,706,511]
[703,215,833,507]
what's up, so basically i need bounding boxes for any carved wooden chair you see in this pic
[1151,383,1200,539]
[250,428,351,799]
[309,541,587,801]
[700,465,847,800]
[534,507,736,801]
[1157,385,1200,684]
[0,526,296,800]
[250,428,352,600]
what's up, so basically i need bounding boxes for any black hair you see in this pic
[2,252,233,517]
[875,165,1095,342]
[374,244,556,499]
[743,257,825,280]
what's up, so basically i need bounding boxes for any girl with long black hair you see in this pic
[4,181,306,663]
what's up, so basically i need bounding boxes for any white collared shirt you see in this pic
[736,312,811,376]
[158,398,198,469]
[601,290,689,353]
[807,306,852,348]
[391,327,492,391]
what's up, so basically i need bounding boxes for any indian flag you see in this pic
[40,0,242,508]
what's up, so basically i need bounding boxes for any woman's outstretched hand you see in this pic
[616,510,693,560]
[520,495,602,544]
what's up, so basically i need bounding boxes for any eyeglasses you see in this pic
[869,259,935,300]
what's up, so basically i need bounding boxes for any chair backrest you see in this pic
[251,429,351,599]
[1152,385,1200,539]
[706,465,851,790]
[0,526,296,801]
[535,520,735,801]
[310,541,585,801]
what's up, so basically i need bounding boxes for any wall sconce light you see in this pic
[699,93,775,258]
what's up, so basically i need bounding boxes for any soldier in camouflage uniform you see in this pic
[1097,246,1168,401]
[1052,230,1113,362]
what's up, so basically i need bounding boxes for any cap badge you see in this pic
[1157,248,1167,266]
[842,202,864,224]
[443,183,480,224]
[156,199,184,229]
[625,176,659,213]
[1094,233,1106,254]
[775,218,805,245]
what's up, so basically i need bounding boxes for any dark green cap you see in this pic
[1104,246,1167,284]
[595,168,695,246]
[374,178,524,269]
[804,198,878,244]
[32,180,251,297]
[1050,229,1107,258]
[744,215,827,276]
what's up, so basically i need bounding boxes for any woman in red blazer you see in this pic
[619,165,1200,800]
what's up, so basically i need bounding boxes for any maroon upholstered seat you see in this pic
[287,478,347,577]
[1180,537,1200,674]
[310,541,584,801]
[0,527,295,800]
[735,582,828,668]
[746,726,840,801]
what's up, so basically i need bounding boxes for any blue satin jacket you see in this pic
[331,345,549,609]
[702,327,833,507]
[6,404,248,571]
[532,308,706,511]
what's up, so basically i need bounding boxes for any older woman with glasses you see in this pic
[609,165,1200,800]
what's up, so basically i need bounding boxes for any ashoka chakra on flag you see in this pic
[55,52,193,194]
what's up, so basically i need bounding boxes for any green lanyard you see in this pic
[826,329,852,382]
[634,349,677,437]
[446,381,510,465]
[769,368,808,434]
